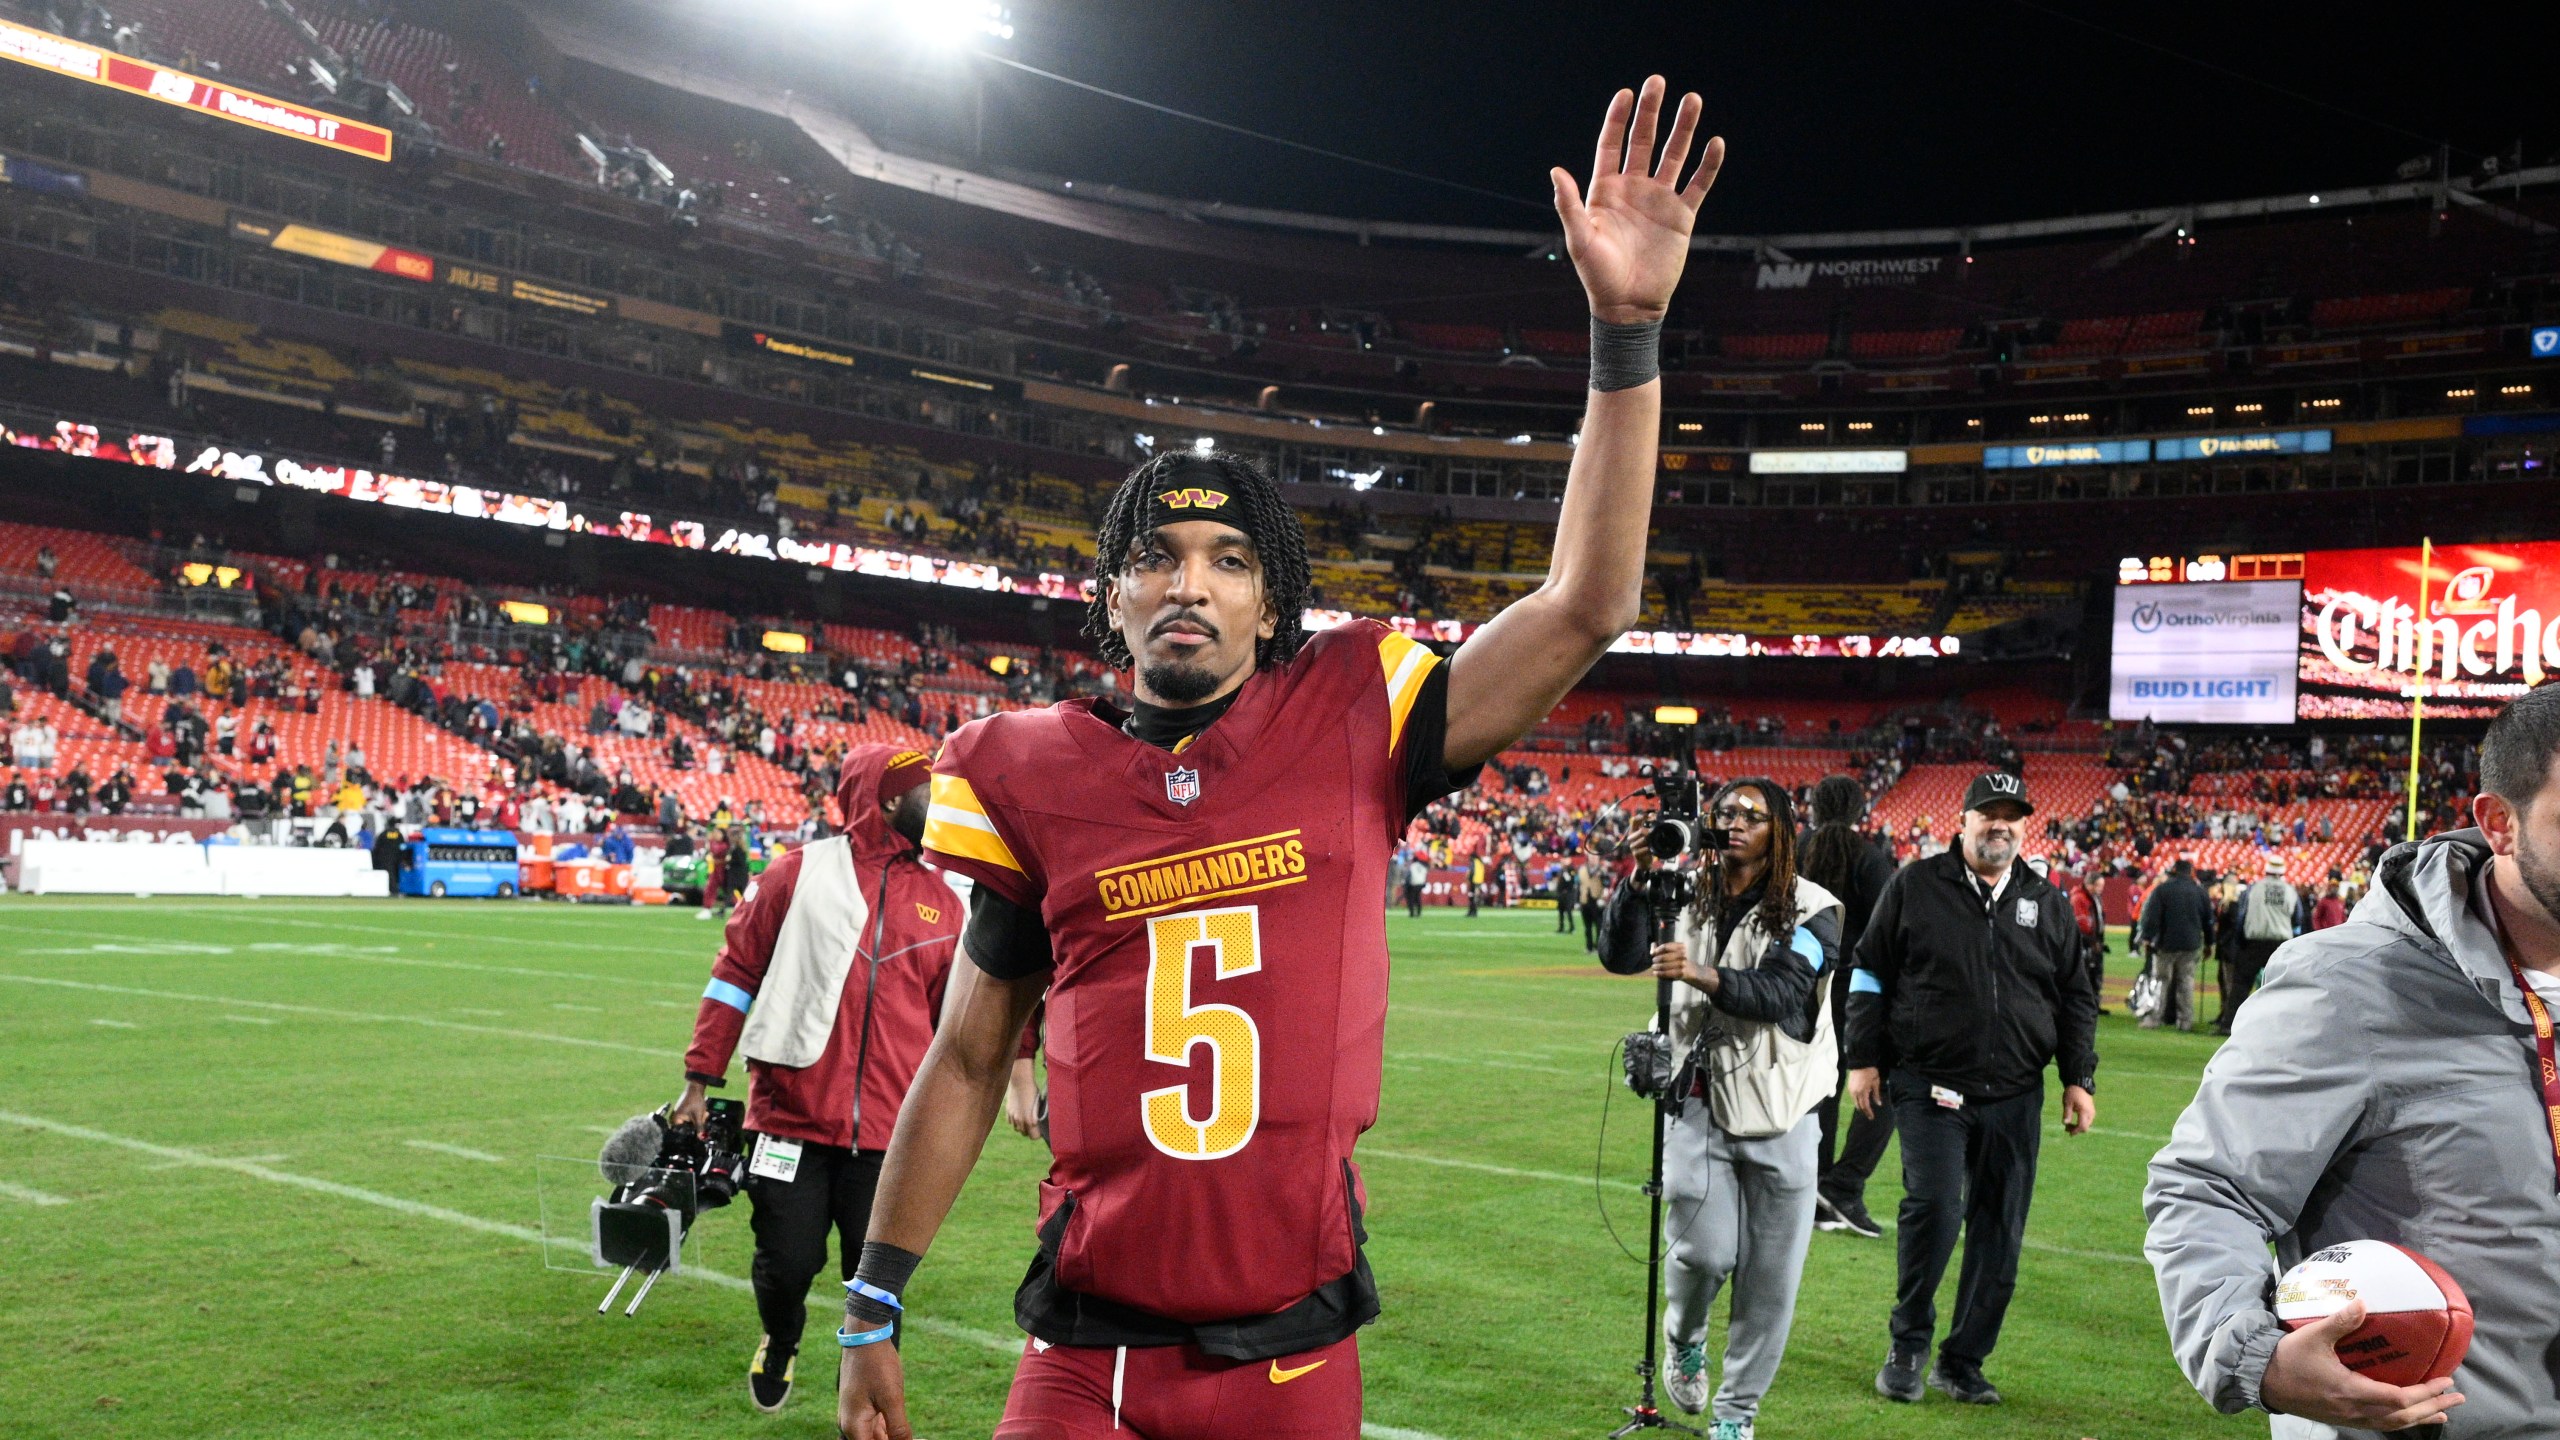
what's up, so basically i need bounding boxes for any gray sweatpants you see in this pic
[1662,1101,1820,1422]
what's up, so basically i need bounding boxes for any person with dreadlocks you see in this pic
[833,76,1725,1440]
[1602,777,1843,1432]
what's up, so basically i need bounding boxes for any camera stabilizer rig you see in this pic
[1600,769,1724,1437]
[590,1098,746,1316]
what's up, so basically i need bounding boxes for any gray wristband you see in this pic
[844,1241,922,1327]
[1589,316,1663,392]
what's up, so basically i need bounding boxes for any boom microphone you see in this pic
[598,1113,664,1187]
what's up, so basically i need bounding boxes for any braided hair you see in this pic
[1797,774,1870,905]
[1082,449,1312,671]
[1694,776,1800,945]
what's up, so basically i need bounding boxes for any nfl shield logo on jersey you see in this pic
[1165,767,1201,806]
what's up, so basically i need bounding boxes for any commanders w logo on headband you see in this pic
[1155,486,1230,511]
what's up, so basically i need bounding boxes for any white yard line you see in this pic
[0,1109,1459,1440]
[230,911,710,960]
[1390,1005,1603,1030]
[6,923,701,991]
[89,1018,137,1029]
[0,975,669,1059]
[220,1015,279,1026]
[1360,1147,1641,1193]
[1391,1051,1578,1077]
[147,1152,287,1171]
[404,1140,508,1164]
[0,1179,71,1206]
[1361,1145,2152,1266]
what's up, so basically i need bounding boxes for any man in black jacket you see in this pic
[2136,857,2212,1031]
[1844,771,2099,1408]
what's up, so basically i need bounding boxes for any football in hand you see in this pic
[2274,1239,2474,1387]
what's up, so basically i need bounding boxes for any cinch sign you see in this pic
[2299,542,2560,721]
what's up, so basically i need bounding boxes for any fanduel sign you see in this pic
[1754,256,1947,290]
[2109,580,2300,725]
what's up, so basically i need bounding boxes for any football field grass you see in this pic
[0,898,2256,1439]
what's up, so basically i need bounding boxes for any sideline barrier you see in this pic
[14,840,389,897]
[213,847,390,898]
[18,839,220,895]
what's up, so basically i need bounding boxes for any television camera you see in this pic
[589,1097,746,1316]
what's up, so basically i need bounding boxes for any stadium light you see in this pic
[1654,705,1700,726]
[883,0,1013,46]
[1192,436,1215,454]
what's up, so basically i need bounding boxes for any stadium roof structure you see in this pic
[533,5,2557,264]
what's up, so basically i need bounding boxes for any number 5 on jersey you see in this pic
[1142,906,1262,1160]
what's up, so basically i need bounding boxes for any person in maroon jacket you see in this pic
[671,743,965,1414]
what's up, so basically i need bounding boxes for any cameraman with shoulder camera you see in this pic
[669,745,966,1414]
[1599,776,1843,1433]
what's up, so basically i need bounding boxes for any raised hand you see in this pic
[1551,76,1724,324]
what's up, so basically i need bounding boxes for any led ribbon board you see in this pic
[0,18,394,161]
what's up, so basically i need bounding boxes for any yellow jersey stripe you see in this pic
[923,774,1023,874]
[1379,632,1439,755]
[928,772,991,817]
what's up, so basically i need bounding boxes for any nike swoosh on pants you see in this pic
[1269,1358,1327,1384]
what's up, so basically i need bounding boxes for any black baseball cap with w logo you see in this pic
[1962,770,2034,815]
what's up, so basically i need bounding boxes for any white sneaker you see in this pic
[1663,1341,1708,1415]
[1708,1421,1753,1440]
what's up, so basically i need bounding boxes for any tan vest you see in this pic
[737,836,871,1069]
[1663,875,1843,1138]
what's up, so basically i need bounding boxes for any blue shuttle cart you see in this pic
[402,827,523,899]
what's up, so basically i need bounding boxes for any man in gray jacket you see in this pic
[2143,687,2560,1438]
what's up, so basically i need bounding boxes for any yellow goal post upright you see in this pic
[2405,537,2433,841]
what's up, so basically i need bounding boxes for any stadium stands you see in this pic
[0,3,2531,888]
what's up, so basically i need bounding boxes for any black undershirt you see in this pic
[1114,686,1242,750]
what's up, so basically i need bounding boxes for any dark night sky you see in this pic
[927,1,2547,236]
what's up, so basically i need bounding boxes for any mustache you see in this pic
[1149,611,1220,641]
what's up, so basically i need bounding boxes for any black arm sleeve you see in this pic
[1398,662,1482,823]
[1709,907,1836,1042]
[963,886,1054,981]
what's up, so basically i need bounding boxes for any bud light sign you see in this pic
[2299,542,2560,719]
[2110,581,2300,724]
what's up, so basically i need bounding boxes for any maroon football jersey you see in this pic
[922,619,1445,1323]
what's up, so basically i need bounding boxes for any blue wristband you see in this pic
[844,1278,904,1313]
[837,1322,898,1349]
